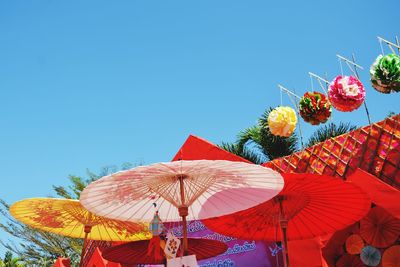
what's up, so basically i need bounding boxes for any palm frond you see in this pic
[306,122,357,147]
[236,126,262,149]
[218,142,264,164]
[258,107,299,160]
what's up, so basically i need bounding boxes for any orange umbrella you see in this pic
[382,245,400,267]
[10,198,151,267]
[360,206,400,248]
[345,234,364,255]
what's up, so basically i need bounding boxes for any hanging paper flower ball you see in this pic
[370,54,400,93]
[299,91,332,125]
[328,75,366,112]
[267,106,297,137]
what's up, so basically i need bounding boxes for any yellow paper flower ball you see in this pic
[268,106,297,137]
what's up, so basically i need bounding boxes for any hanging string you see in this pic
[310,74,314,92]
[339,58,344,77]
[284,88,304,149]
[378,36,400,55]
[397,36,400,54]
[379,38,385,55]
[317,78,328,95]
[309,72,329,95]
[352,54,372,125]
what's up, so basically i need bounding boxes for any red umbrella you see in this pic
[382,245,400,267]
[335,254,364,267]
[102,238,228,265]
[203,173,371,267]
[360,206,400,248]
[345,234,364,255]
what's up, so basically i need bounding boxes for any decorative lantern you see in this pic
[299,91,332,125]
[147,211,165,261]
[149,211,164,236]
[328,75,365,112]
[370,54,400,93]
[267,106,297,137]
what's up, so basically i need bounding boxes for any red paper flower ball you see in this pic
[299,91,332,125]
[328,75,366,112]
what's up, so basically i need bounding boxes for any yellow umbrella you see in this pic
[10,198,152,266]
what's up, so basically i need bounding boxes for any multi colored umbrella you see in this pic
[80,160,284,254]
[102,238,228,265]
[10,198,151,266]
[360,206,400,248]
[202,173,371,267]
[360,246,381,266]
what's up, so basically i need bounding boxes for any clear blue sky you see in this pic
[0,0,399,254]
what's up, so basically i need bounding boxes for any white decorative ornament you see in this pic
[167,255,198,267]
[164,232,181,259]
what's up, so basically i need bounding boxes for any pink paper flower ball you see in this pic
[328,75,366,112]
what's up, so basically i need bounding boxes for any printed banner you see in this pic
[159,221,283,267]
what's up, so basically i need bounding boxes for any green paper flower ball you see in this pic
[370,54,400,93]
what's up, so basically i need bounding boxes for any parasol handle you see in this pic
[280,220,290,267]
[178,174,189,255]
[179,207,189,255]
[278,197,290,267]
[79,225,92,267]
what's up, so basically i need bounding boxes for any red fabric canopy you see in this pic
[203,173,370,241]
[348,168,400,219]
[102,238,228,265]
[172,135,252,163]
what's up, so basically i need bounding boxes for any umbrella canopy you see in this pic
[360,206,400,248]
[360,246,381,266]
[80,160,284,222]
[10,198,151,241]
[202,173,370,241]
[345,234,364,255]
[335,254,364,267]
[202,173,370,267]
[80,160,283,255]
[102,238,228,265]
[382,245,400,267]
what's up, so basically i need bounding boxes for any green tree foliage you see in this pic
[220,108,298,163]
[221,107,356,164]
[0,251,25,267]
[0,163,136,267]
[306,122,357,147]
